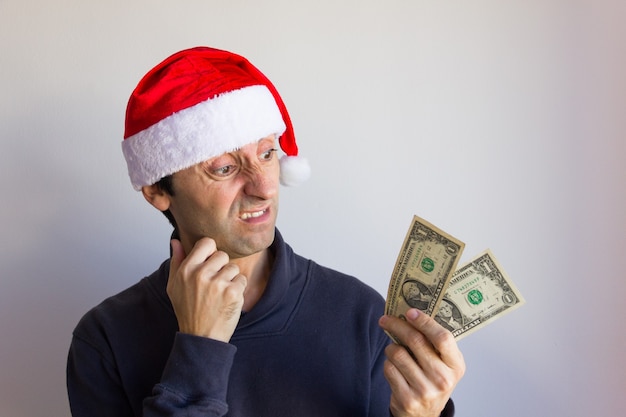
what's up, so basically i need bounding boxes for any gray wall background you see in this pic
[1,1,624,416]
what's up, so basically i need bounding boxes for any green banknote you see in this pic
[386,215,525,341]
[435,249,525,340]
[385,215,465,319]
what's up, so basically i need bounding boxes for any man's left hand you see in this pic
[379,308,465,417]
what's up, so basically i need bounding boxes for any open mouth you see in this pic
[240,209,267,220]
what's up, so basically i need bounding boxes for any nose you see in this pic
[241,162,278,200]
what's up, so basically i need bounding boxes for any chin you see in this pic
[231,229,276,259]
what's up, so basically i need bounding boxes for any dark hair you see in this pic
[155,175,177,228]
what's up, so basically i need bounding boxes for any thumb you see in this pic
[169,239,186,274]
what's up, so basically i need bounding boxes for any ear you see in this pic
[141,184,171,212]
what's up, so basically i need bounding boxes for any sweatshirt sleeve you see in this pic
[143,333,236,416]
[440,398,455,416]
[67,331,236,417]
[67,334,135,416]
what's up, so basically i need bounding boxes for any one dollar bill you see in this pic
[385,215,525,341]
[385,215,465,319]
[436,249,525,340]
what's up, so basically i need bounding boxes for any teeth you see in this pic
[241,210,265,220]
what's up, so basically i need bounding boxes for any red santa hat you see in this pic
[122,46,310,190]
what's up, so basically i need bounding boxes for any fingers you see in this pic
[169,238,218,280]
[382,346,418,396]
[218,272,248,321]
[410,310,465,372]
[380,309,464,372]
[170,238,237,283]
[167,237,248,342]
[383,357,438,417]
[404,309,465,373]
[185,237,217,262]
[230,273,248,288]
[379,309,466,416]
[384,313,439,371]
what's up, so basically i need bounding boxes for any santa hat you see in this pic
[122,46,310,190]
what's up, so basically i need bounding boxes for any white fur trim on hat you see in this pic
[279,155,311,187]
[122,85,286,190]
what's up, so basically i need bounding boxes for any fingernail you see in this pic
[406,309,420,320]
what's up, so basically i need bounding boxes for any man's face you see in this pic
[165,135,280,259]
[405,284,421,300]
[438,301,453,318]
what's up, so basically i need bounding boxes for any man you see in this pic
[435,300,463,332]
[402,280,433,311]
[67,46,465,417]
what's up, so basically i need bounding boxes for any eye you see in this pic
[203,155,240,179]
[212,164,238,177]
[259,148,278,161]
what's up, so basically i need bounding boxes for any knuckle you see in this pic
[406,331,427,349]
[223,262,240,274]
[387,344,411,363]
[223,283,244,301]
[205,280,223,297]
[176,261,192,277]
[231,274,248,289]
[432,371,456,392]
[421,390,442,411]
[212,250,230,265]
[396,395,421,415]
[215,263,240,281]
[433,328,455,346]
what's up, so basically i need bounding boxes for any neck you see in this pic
[231,248,273,312]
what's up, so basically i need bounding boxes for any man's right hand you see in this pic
[167,238,247,343]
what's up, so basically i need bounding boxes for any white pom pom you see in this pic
[279,155,311,186]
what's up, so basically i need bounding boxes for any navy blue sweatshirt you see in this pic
[67,230,454,416]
